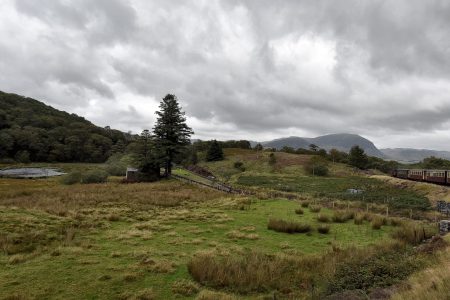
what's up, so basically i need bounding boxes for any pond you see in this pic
[0,168,66,178]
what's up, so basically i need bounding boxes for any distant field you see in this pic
[237,175,430,210]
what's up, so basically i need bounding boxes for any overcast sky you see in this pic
[1,0,450,150]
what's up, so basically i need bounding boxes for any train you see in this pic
[392,169,450,185]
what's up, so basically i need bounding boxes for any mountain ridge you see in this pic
[262,133,386,158]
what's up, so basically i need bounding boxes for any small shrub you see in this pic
[105,163,126,176]
[317,214,330,223]
[60,171,82,185]
[309,205,321,213]
[317,225,330,234]
[233,161,245,172]
[81,170,108,184]
[295,208,304,215]
[268,219,311,233]
[301,201,310,208]
[332,211,354,223]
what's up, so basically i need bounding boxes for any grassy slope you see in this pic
[201,149,430,211]
[372,174,450,204]
[391,236,450,300]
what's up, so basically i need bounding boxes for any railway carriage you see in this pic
[408,169,424,181]
[425,170,447,184]
[393,169,449,185]
[395,169,409,179]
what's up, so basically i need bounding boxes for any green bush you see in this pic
[60,172,82,185]
[105,163,126,176]
[327,244,421,294]
[81,170,109,184]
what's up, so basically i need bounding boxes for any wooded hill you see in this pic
[0,91,131,163]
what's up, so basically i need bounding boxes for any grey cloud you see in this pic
[2,0,450,149]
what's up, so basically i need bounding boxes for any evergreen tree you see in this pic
[153,94,193,176]
[190,148,198,165]
[254,143,263,151]
[348,145,369,169]
[309,144,319,152]
[133,129,162,181]
[206,140,224,161]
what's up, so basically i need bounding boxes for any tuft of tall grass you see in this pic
[317,224,330,234]
[391,224,437,245]
[309,205,322,213]
[371,217,384,230]
[188,250,322,293]
[389,217,404,227]
[354,213,364,225]
[171,279,199,297]
[267,219,311,234]
[295,208,304,215]
[301,201,310,208]
[332,210,354,223]
[317,214,330,223]
[196,290,237,300]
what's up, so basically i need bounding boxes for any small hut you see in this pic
[126,167,139,182]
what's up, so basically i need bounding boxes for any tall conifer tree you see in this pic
[153,94,193,176]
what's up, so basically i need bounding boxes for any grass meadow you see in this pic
[0,152,448,299]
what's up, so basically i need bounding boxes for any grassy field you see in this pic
[0,176,402,299]
[0,154,447,299]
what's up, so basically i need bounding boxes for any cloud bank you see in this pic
[1,0,450,150]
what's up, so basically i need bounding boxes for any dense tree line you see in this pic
[192,139,251,152]
[0,91,131,163]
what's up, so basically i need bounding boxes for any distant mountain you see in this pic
[263,136,310,150]
[262,133,386,158]
[380,148,450,163]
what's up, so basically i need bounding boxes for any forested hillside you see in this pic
[0,91,131,163]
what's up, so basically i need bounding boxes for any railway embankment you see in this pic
[372,175,450,205]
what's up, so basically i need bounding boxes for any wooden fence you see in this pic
[170,173,250,195]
